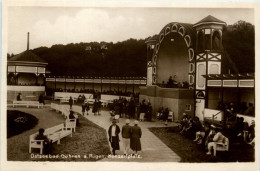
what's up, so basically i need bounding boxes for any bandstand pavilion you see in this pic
[7,33,48,101]
[140,15,255,121]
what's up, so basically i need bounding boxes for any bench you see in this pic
[65,119,77,132]
[29,123,72,154]
[50,103,60,112]
[59,97,76,104]
[85,98,95,105]
[13,101,43,108]
[168,111,174,122]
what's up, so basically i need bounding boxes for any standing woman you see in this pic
[85,101,90,115]
[108,119,120,155]
[130,120,142,154]
[81,102,86,116]
[92,99,98,115]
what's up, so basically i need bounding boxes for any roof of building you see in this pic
[145,34,159,44]
[8,50,47,64]
[193,15,226,27]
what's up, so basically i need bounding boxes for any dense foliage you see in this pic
[32,39,147,77]
[223,20,255,73]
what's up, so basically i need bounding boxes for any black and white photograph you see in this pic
[1,1,259,171]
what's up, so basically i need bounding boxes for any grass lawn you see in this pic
[7,108,111,161]
[149,127,255,162]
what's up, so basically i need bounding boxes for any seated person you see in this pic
[206,128,225,155]
[35,128,52,154]
[157,107,164,120]
[194,122,210,144]
[69,110,79,126]
[179,113,188,131]
[246,120,255,143]
[244,103,254,116]
[232,117,244,140]
[17,93,22,101]
[204,125,217,150]
[180,116,193,135]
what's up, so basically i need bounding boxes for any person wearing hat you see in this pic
[204,125,217,150]
[206,127,225,155]
[130,120,142,154]
[122,119,132,155]
[108,119,121,155]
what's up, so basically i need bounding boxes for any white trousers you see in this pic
[122,138,130,154]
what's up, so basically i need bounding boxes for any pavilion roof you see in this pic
[193,15,226,27]
[8,50,47,64]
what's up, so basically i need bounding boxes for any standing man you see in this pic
[130,120,142,155]
[108,119,120,155]
[69,96,73,109]
[122,119,132,155]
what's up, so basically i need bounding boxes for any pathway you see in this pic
[66,104,181,162]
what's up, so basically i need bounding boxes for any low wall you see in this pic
[139,85,194,120]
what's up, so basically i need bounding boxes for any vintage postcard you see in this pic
[1,0,259,171]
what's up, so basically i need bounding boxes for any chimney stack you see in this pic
[27,32,29,51]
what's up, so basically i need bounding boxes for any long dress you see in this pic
[130,125,142,151]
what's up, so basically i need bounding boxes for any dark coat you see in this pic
[92,101,98,113]
[130,125,142,151]
[122,125,132,139]
[108,124,120,150]
[82,104,86,112]
[69,98,73,106]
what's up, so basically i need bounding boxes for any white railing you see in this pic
[8,86,45,91]
[203,108,223,121]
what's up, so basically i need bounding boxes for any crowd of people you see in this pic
[217,101,255,117]
[178,113,255,155]
[109,99,153,122]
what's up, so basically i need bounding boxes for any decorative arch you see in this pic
[152,22,196,88]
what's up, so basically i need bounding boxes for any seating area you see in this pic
[29,123,73,154]
[12,100,43,108]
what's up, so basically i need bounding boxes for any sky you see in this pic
[8,7,254,54]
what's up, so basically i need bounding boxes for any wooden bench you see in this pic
[65,119,77,132]
[29,123,72,154]
[13,101,43,108]
[85,98,95,105]
[50,103,60,112]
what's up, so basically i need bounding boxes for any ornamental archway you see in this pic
[152,23,196,89]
